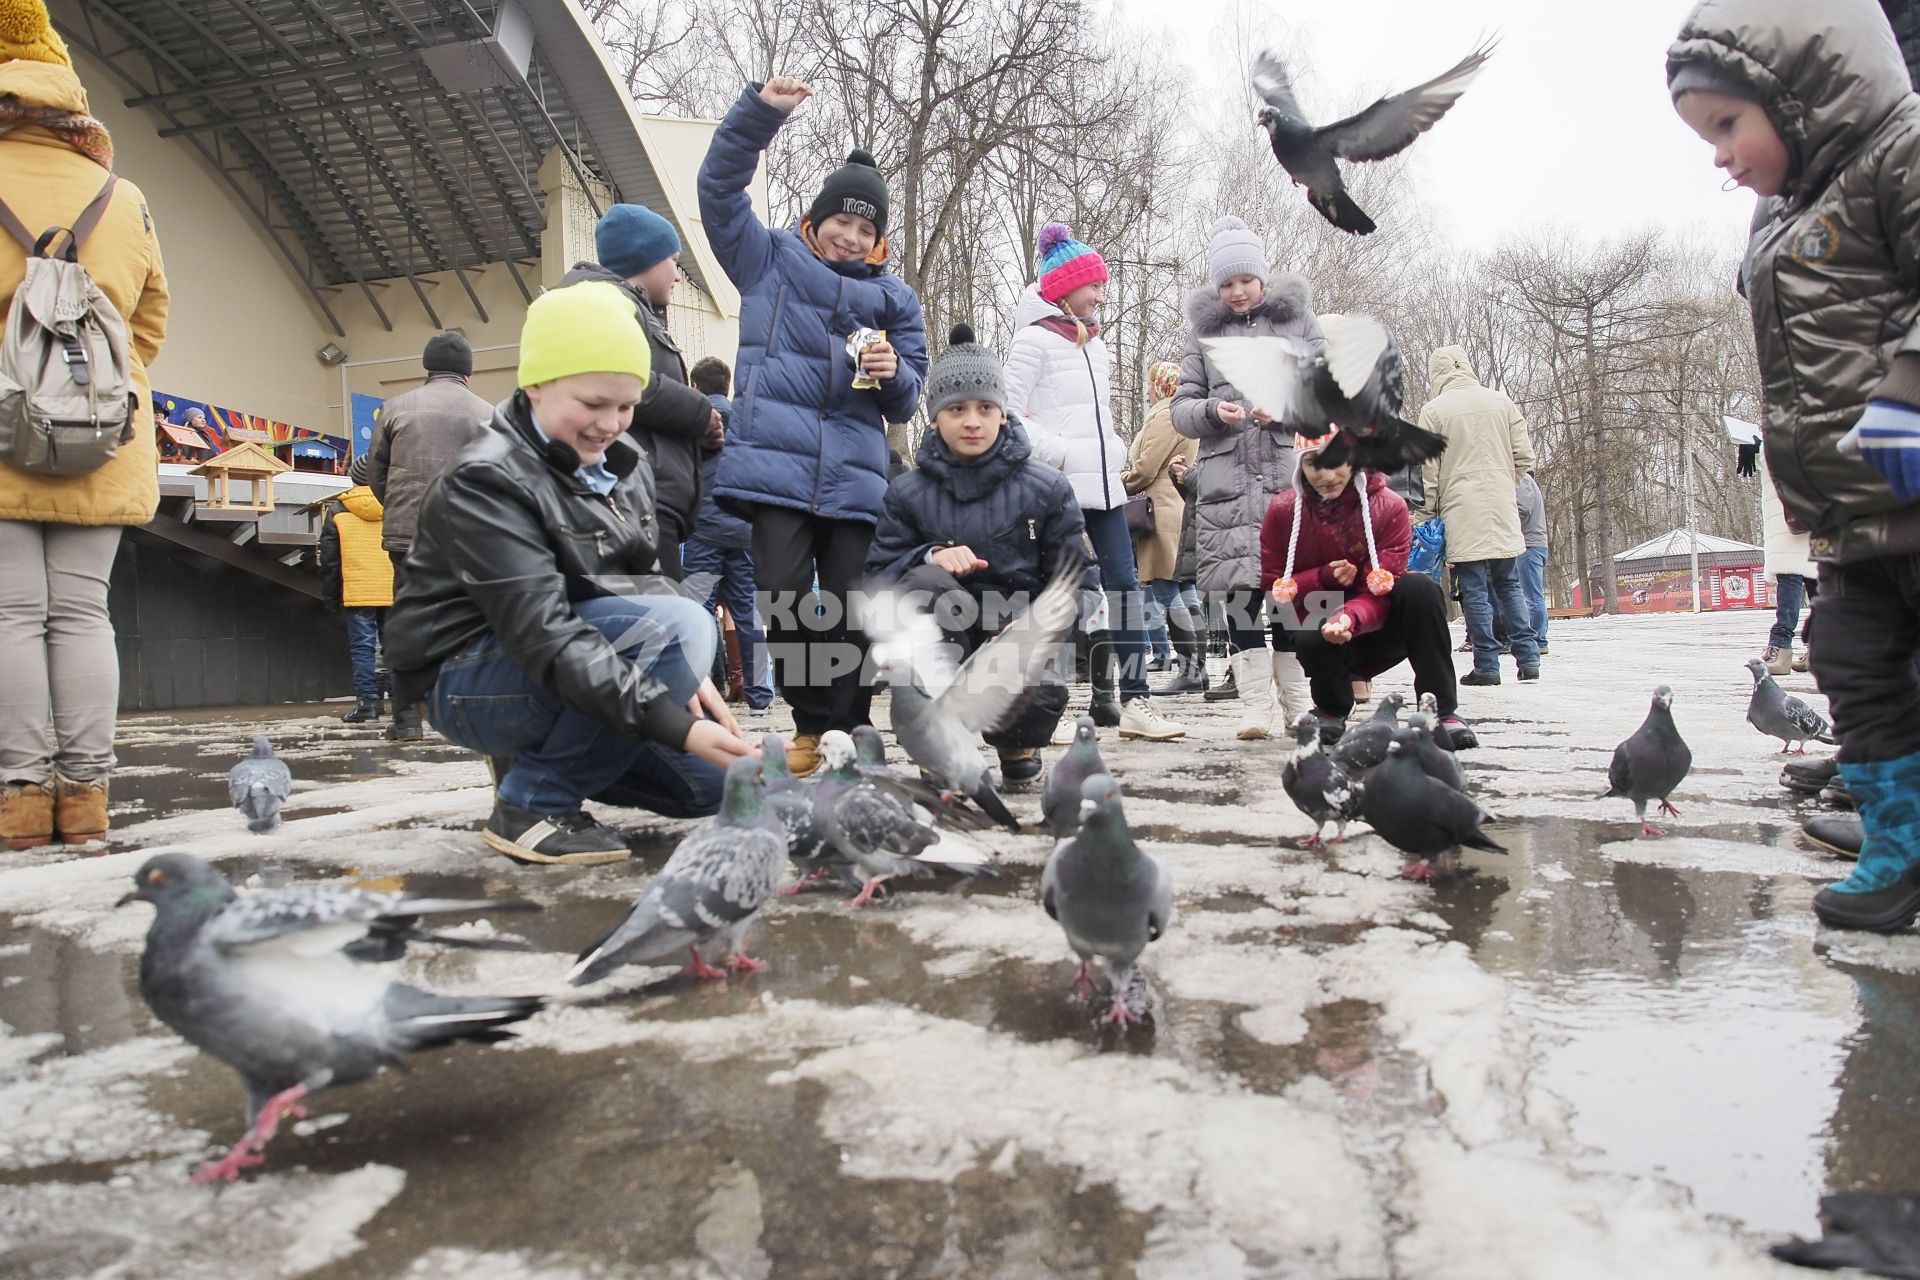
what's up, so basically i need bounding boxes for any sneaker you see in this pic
[1118,697,1187,741]
[787,734,823,778]
[1460,670,1501,687]
[998,747,1042,785]
[1517,665,1540,682]
[1439,715,1479,750]
[341,698,382,724]
[1781,757,1840,793]
[1802,814,1863,859]
[1763,645,1793,677]
[0,781,53,850]
[1821,779,1856,811]
[1203,669,1239,702]
[483,800,629,866]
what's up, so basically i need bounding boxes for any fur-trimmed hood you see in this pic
[1183,274,1315,338]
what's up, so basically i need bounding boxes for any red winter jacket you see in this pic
[1259,469,1411,636]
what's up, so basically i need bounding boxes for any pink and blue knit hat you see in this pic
[1036,222,1109,305]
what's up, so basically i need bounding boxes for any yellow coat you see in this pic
[332,487,394,609]
[0,60,169,526]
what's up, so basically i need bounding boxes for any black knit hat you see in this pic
[422,330,473,377]
[808,148,889,236]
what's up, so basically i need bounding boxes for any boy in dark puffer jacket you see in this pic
[866,326,1096,783]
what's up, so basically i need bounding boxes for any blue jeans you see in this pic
[344,607,387,701]
[1456,558,1539,672]
[427,594,723,816]
[1143,579,1183,660]
[1772,572,1809,649]
[682,538,773,709]
[1083,505,1150,700]
[1515,546,1549,652]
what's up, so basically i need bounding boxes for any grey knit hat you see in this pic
[925,324,1004,417]
[1208,215,1270,288]
[1667,60,1765,105]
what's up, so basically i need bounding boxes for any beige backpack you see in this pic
[0,175,139,475]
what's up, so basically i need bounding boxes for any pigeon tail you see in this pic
[1310,188,1376,235]
[383,984,544,1051]
[970,782,1020,832]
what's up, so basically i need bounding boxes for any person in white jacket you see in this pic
[1002,221,1186,742]
[1753,443,1814,676]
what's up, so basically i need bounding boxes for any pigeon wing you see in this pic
[1317,314,1393,402]
[202,885,391,957]
[1197,336,1318,428]
[1249,50,1310,124]
[1146,856,1173,943]
[1315,39,1496,162]
[1781,696,1831,739]
[858,585,965,705]
[1606,741,1633,798]
[933,558,1083,735]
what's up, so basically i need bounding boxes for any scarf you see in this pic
[800,217,890,268]
[0,98,112,168]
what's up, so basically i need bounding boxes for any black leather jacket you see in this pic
[385,391,695,748]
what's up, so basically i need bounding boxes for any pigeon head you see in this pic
[1653,685,1675,709]
[1744,658,1767,683]
[118,852,233,912]
[852,725,889,767]
[1418,692,1439,716]
[1385,736,1408,757]
[760,735,791,780]
[1073,716,1097,746]
[249,735,275,758]
[721,757,766,820]
[1077,773,1123,822]
[819,730,858,770]
[1289,713,1322,747]
[1374,693,1407,721]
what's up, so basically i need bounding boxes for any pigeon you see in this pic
[860,554,1086,831]
[120,852,542,1183]
[849,724,998,833]
[228,735,292,833]
[569,756,788,985]
[1281,713,1363,846]
[761,735,855,897]
[1745,658,1836,753]
[1042,715,1110,838]
[811,731,997,907]
[1251,39,1496,235]
[1201,315,1445,472]
[1418,693,1456,751]
[1330,692,1407,776]
[1041,775,1172,1028]
[1402,713,1468,794]
[1601,685,1694,837]
[1361,735,1505,882]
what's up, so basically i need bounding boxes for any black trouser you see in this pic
[1285,572,1456,719]
[1812,555,1920,763]
[894,563,1069,748]
[1208,587,1271,654]
[751,504,874,737]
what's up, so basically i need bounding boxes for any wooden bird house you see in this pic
[191,442,291,512]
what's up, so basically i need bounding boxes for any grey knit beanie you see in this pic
[924,323,1005,417]
[1207,215,1270,288]
[1667,60,1765,105]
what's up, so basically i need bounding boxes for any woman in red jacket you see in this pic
[1261,436,1475,748]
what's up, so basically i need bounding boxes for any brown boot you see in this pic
[53,771,109,845]
[0,781,54,850]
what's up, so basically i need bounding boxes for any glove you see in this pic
[1840,400,1920,502]
[1736,441,1759,478]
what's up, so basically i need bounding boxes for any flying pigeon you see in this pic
[811,731,997,907]
[121,852,542,1183]
[1251,39,1496,235]
[1402,713,1468,794]
[1041,775,1172,1028]
[1744,658,1836,753]
[1201,316,1445,472]
[1330,692,1407,776]
[850,724,999,833]
[859,554,1086,831]
[1600,685,1694,837]
[1042,715,1110,838]
[569,757,788,984]
[1281,713,1363,846]
[229,735,292,833]
[1361,735,1505,882]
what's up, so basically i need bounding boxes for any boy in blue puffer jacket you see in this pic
[866,325,1098,784]
[699,73,928,776]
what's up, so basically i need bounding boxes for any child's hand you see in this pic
[1320,612,1355,645]
[704,409,726,449]
[860,340,897,382]
[759,76,812,111]
[1841,401,1920,501]
[1327,559,1358,587]
[931,545,988,576]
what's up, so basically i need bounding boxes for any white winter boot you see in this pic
[1271,648,1313,728]
[1232,649,1274,741]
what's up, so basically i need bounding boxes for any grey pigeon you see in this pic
[850,725,998,833]
[1041,776,1172,1028]
[121,852,542,1182]
[1282,713,1363,846]
[569,757,787,984]
[762,735,855,897]
[228,735,292,833]
[860,555,1085,831]
[1601,685,1693,837]
[1202,316,1444,472]
[1042,715,1109,838]
[1361,735,1505,882]
[1418,693,1456,752]
[1330,692,1407,775]
[1402,713,1468,794]
[1745,658,1836,753]
[811,731,996,907]
[1251,39,1495,234]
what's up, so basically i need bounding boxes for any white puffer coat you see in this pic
[1001,283,1127,511]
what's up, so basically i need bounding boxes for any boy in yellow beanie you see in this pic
[385,283,758,865]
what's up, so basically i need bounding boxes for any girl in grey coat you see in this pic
[1172,216,1324,739]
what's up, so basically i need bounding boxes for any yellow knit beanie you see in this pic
[0,0,71,67]
[517,282,652,390]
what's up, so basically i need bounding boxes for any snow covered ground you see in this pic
[2,609,1911,1278]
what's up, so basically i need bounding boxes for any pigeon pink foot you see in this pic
[1658,798,1681,818]
[1067,961,1098,1002]
[725,952,766,974]
[844,877,889,908]
[1100,994,1144,1028]
[683,948,729,980]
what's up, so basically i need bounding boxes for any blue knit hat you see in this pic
[595,203,681,279]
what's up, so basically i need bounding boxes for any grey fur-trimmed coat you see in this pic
[1171,277,1325,593]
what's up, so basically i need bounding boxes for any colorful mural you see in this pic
[351,393,385,459]
[152,390,346,453]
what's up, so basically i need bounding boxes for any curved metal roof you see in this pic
[54,0,718,335]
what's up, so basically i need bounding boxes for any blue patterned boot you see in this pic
[1812,752,1920,932]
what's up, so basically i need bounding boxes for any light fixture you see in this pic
[316,342,348,367]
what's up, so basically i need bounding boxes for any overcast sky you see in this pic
[1129,0,1756,254]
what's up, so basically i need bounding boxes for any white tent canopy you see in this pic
[1616,530,1760,563]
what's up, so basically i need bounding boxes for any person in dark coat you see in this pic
[865,325,1096,783]
[698,73,928,775]
[681,356,772,712]
[557,202,720,579]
